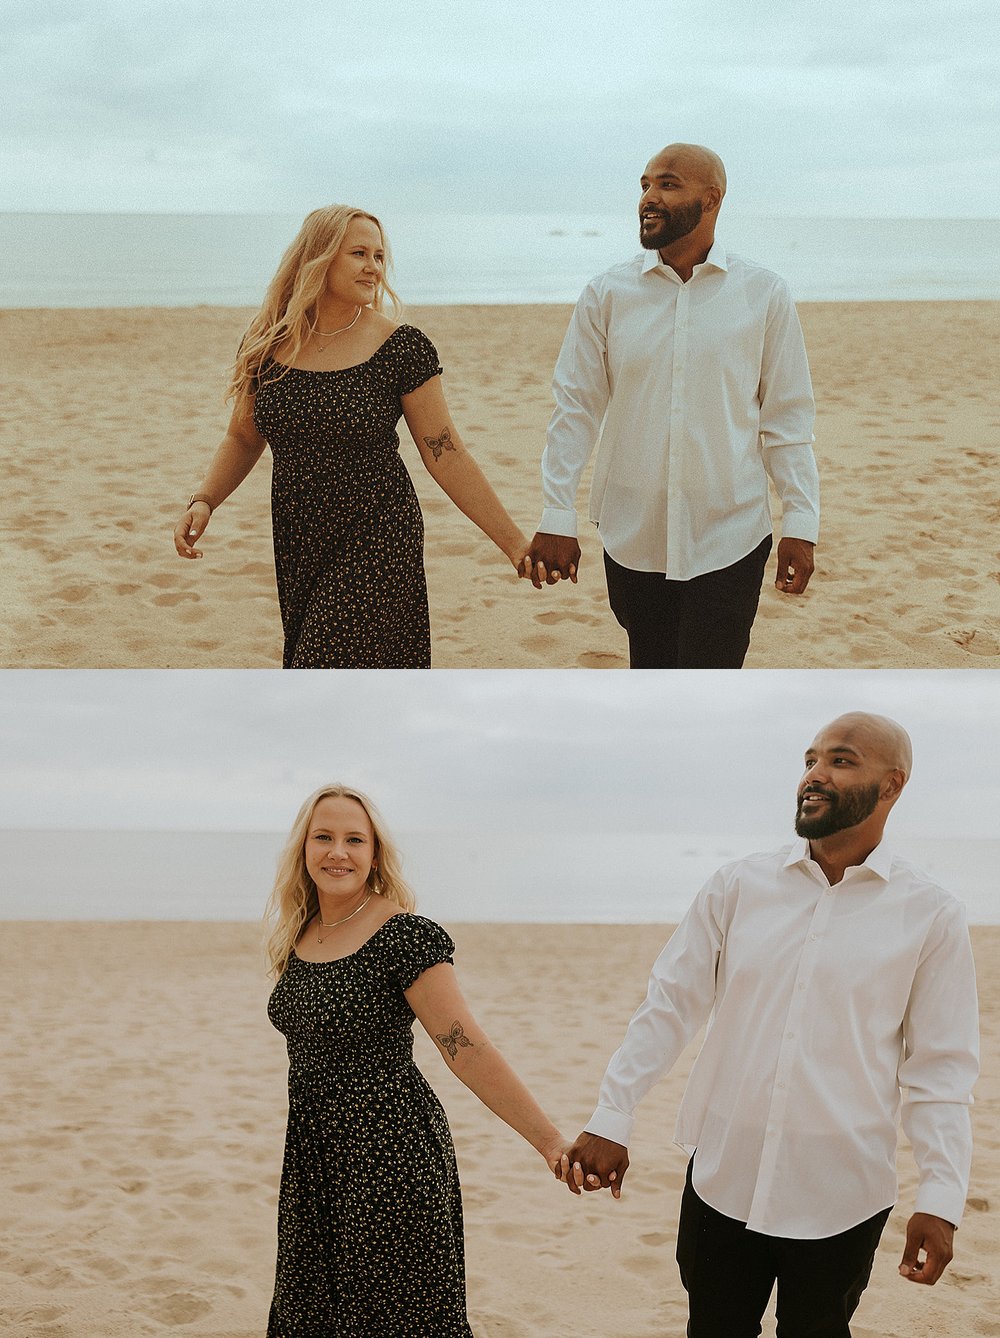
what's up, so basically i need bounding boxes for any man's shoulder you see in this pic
[714,843,797,882]
[723,250,793,296]
[886,850,966,913]
[582,254,646,295]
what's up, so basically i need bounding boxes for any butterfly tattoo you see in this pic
[436,1020,474,1060]
[423,427,456,461]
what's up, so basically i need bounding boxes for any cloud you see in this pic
[1,670,998,840]
[3,0,998,214]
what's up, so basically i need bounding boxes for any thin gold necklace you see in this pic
[316,892,372,942]
[311,305,362,350]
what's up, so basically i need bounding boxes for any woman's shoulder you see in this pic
[382,910,450,940]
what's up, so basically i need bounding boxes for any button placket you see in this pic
[665,283,689,571]
[746,891,833,1230]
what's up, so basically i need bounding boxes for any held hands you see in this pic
[173,502,212,559]
[519,532,582,589]
[774,537,815,594]
[553,1131,629,1200]
[898,1213,955,1286]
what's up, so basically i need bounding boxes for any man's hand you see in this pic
[898,1212,955,1285]
[561,1131,629,1198]
[774,537,815,594]
[520,532,582,589]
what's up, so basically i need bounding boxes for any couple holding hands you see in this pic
[267,712,979,1336]
[174,143,819,670]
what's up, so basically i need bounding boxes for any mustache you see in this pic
[798,785,835,802]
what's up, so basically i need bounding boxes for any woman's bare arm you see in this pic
[405,962,569,1172]
[173,397,267,558]
[401,376,528,571]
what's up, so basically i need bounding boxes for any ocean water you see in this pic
[2,829,997,924]
[2,212,999,307]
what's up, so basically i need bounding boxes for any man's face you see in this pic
[794,727,887,839]
[639,154,706,250]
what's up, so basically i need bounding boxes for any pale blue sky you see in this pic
[2,670,998,839]
[4,0,998,215]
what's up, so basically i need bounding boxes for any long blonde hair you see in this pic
[264,783,416,978]
[228,206,402,417]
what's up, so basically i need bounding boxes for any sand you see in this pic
[2,301,999,669]
[2,920,996,1337]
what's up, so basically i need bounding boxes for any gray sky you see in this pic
[2,669,997,839]
[5,0,998,216]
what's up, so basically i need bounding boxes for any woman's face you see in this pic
[324,217,385,308]
[304,795,376,902]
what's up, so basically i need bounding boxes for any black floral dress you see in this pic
[266,914,474,1337]
[253,326,442,669]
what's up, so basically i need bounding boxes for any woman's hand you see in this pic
[541,1137,574,1181]
[505,530,531,574]
[174,502,212,559]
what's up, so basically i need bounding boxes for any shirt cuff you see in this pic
[780,511,820,544]
[584,1104,634,1148]
[913,1183,967,1231]
[538,506,579,538]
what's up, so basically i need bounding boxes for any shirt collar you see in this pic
[641,237,729,277]
[784,837,895,883]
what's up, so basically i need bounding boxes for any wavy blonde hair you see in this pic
[228,206,402,418]
[264,783,416,979]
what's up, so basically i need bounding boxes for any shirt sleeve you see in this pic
[584,871,729,1147]
[762,444,821,544]
[391,915,456,990]
[898,900,979,1228]
[538,283,610,536]
[758,281,820,543]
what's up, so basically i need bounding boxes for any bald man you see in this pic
[561,714,979,1336]
[523,144,820,668]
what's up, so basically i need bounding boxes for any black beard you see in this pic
[794,780,882,839]
[639,199,704,250]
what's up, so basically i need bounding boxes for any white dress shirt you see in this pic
[539,243,820,579]
[586,840,979,1238]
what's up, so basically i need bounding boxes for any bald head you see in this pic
[817,713,913,778]
[649,143,727,197]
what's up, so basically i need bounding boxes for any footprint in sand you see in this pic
[577,650,625,668]
[949,628,1000,655]
[638,1231,671,1247]
[620,1252,663,1276]
[10,1306,65,1326]
[139,1293,213,1325]
[152,591,200,607]
[52,584,94,603]
[534,610,603,627]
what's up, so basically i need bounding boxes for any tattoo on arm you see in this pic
[423,426,456,461]
[436,1020,474,1061]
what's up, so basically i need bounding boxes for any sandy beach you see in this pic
[2,301,999,669]
[2,920,996,1337]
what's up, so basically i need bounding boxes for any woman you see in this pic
[264,784,569,1336]
[173,207,528,668]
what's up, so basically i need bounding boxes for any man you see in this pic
[561,713,979,1337]
[523,144,820,668]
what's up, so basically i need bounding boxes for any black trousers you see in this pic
[603,536,772,669]
[676,1161,891,1338]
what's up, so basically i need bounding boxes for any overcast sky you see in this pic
[5,0,998,216]
[3,669,997,840]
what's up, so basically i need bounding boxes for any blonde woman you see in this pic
[173,207,529,668]
[264,785,569,1336]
